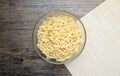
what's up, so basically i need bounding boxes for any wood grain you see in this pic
[0,0,104,76]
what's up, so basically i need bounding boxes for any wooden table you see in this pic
[0,0,104,76]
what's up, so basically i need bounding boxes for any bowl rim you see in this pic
[32,10,87,64]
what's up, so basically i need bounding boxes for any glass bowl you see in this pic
[32,10,86,64]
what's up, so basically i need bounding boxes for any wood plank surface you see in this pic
[0,0,104,76]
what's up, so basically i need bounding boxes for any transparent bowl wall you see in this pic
[33,10,86,64]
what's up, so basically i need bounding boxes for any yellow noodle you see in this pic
[37,16,81,61]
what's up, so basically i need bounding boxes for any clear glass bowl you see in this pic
[32,10,86,64]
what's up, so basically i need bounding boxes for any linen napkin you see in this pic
[65,0,120,76]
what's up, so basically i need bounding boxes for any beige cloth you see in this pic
[65,0,120,76]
